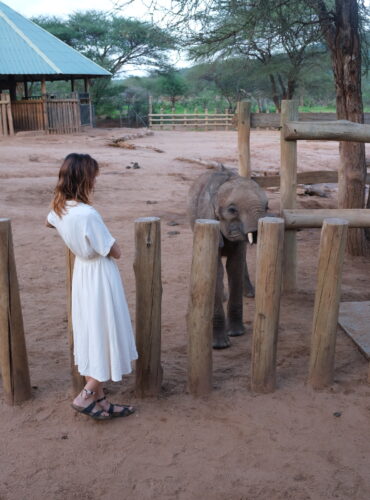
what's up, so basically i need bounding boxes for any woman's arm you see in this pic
[108,241,121,259]
[45,218,55,228]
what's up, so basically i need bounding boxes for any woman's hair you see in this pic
[52,153,99,216]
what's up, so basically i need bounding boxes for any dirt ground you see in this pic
[1,128,370,500]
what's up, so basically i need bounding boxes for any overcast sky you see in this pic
[9,0,152,19]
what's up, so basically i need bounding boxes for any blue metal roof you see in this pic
[0,1,111,77]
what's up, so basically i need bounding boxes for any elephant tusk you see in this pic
[248,232,254,245]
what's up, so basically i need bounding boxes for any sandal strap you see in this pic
[96,396,115,415]
[81,401,99,415]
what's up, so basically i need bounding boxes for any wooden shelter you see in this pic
[0,1,111,135]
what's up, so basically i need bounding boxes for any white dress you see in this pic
[47,201,138,382]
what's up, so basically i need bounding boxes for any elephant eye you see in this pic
[228,206,238,215]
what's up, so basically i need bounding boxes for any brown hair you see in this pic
[52,153,99,216]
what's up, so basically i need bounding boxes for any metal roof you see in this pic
[0,1,111,79]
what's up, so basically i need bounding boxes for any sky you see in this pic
[9,0,149,19]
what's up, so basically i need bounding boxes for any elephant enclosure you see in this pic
[1,129,370,499]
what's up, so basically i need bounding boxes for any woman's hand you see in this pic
[108,241,121,259]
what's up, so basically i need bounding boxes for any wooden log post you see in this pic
[66,248,85,392]
[5,94,14,136]
[251,217,285,393]
[0,219,31,405]
[283,208,370,229]
[280,100,299,291]
[308,219,348,390]
[160,107,164,130]
[148,95,152,128]
[134,217,162,397]
[283,119,370,143]
[187,219,219,397]
[237,101,251,178]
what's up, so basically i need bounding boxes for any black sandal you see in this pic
[71,400,112,420]
[72,388,112,420]
[97,396,135,418]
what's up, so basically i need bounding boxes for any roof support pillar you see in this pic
[23,80,28,99]
[71,78,75,92]
[84,78,91,93]
[9,77,16,101]
[41,78,46,97]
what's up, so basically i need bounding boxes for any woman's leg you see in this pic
[72,376,110,417]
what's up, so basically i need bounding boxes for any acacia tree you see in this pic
[33,11,175,75]
[33,11,175,109]
[158,0,325,111]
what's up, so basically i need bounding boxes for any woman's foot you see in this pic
[72,388,111,420]
[96,394,135,418]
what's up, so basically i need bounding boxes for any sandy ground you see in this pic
[1,129,370,500]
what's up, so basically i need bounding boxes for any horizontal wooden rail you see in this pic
[252,170,370,188]
[284,120,370,142]
[283,209,370,228]
[150,113,231,117]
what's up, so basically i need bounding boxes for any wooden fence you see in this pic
[0,94,14,136]
[149,110,370,131]
[11,98,81,134]
[149,110,234,130]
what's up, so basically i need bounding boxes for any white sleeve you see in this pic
[47,211,57,227]
[84,211,115,257]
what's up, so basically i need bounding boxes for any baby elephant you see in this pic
[188,167,269,348]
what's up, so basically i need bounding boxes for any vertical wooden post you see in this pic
[134,217,162,397]
[24,80,28,100]
[205,108,209,131]
[66,248,85,392]
[0,219,31,405]
[148,95,152,128]
[225,108,229,131]
[187,219,219,397]
[160,107,164,130]
[308,219,348,390]
[280,100,299,291]
[251,217,285,393]
[172,107,175,130]
[237,101,251,178]
[71,78,75,93]
[5,94,14,136]
[84,78,91,93]
[41,78,46,97]
[1,93,7,136]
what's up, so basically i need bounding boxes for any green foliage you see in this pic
[32,11,175,76]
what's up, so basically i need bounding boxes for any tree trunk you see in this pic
[312,0,367,255]
[269,74,281,112]
[334,1,366,255]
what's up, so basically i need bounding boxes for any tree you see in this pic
[154,69,188,106]
[306,0,368,255]
[33,11,175,76]
[161,0,325,110]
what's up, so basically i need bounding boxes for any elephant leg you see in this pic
[213,257,230,349]
[226,241,246,336]
[243,257,255,298]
